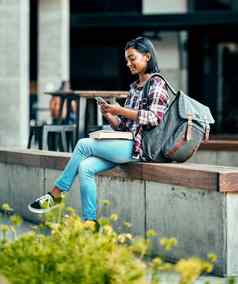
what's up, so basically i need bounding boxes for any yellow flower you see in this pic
[202,262,213,273]
[0,225,10,234]
[1,203,13,213]
[158,262,173,272]
[125,233,133,241]
[130,239,148,256]
[175,257,213,284]
[117,233,133,243]
[207,253,217,264]
[10,215,22,226]
[146,229,157,238]
[101,199,111,206]
[151,257,163,269]
[160,237,177,251]
[103,224,113,235]
[117,234,126,243]
[65,207,76,216]
[110,213,118,222]
[123,221,132,228]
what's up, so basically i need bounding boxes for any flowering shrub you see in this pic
[0,203,218,284]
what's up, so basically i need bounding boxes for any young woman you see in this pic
[28,37,169,226]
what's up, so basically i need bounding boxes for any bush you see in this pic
[0,203,216,284]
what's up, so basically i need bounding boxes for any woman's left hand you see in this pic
[100,103,122,116]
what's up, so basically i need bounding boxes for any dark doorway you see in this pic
[70,0,142,133]
[188,27,238,134]
[70,29,142,91]
[70,27,142,131]
[219,44,238,133]
[70,0,142,91]
[30,0,38,122]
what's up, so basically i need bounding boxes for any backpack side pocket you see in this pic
[163,123,203,162]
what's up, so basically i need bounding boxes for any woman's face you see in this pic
[125,48,150,75]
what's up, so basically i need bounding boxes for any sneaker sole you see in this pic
[28,203,61,214]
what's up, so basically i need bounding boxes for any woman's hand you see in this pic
[100,103,122,116]
[99,109,120,129]
[100,102,138,121]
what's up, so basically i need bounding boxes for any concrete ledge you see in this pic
[1,147,238,192]
[1,147,238,276]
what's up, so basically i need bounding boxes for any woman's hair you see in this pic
[125,36,160,74]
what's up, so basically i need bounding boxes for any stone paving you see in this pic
[158,272,233,284]
[0,213,33,241]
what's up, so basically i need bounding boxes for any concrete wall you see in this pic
[38,0,69,123]
[142,0,188,92]
[153,32,182,90]
[1,160,238,276]
[0,0,29,147]
[146,182,226,275]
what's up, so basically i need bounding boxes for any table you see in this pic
[44,90,128,143]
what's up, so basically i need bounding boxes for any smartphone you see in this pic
[95,96,108,105]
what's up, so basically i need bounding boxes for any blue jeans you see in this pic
[54,138,136,220]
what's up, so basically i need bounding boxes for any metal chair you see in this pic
[42,124,76,152]
[27,124,44,150]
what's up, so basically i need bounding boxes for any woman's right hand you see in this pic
[101,110,120,129]
[100,104,108,115]
[102,112,114,121]
[100,103,109,115]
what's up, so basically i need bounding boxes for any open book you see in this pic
[89,130,133,140]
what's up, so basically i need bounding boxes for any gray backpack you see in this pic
[141,74,215,162]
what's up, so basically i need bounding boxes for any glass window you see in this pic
[71,0,141,14]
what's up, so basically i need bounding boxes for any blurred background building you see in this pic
[0,0,238,147]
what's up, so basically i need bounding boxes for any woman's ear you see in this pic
[145,53,151,62]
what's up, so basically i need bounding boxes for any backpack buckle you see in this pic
[186,113,193,141]
[204,118,210,143]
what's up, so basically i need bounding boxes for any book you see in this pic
[89,130,133,140]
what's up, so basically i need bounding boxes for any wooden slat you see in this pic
[101,163,143,180]
[219,173,238,192]
[74,91,128,98]
[0,148,70,171]
[141,163,218,191]
[44,91,128,98]
[102,163,219,191]
[199,140,238,151]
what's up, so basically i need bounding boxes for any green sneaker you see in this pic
[28,192,62,214]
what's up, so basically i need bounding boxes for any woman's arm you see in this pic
[101,77,168,130]
[101,104,138,121]
[101,78,168,127]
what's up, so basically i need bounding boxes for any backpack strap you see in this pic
[141,73,178,110]
[150,73,178,96]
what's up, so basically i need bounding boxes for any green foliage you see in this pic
[0,203,219,284]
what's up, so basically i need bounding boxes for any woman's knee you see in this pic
[75,138,94,152]
[79,158,96,176]
[75,138,91,147]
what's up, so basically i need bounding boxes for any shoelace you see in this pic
[38,194,54,207]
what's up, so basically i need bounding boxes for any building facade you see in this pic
[0,0,238,147]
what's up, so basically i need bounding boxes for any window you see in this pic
[190,0,232,11]
[71,0,141,14]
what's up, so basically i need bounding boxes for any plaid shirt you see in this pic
[117,76,169,160]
